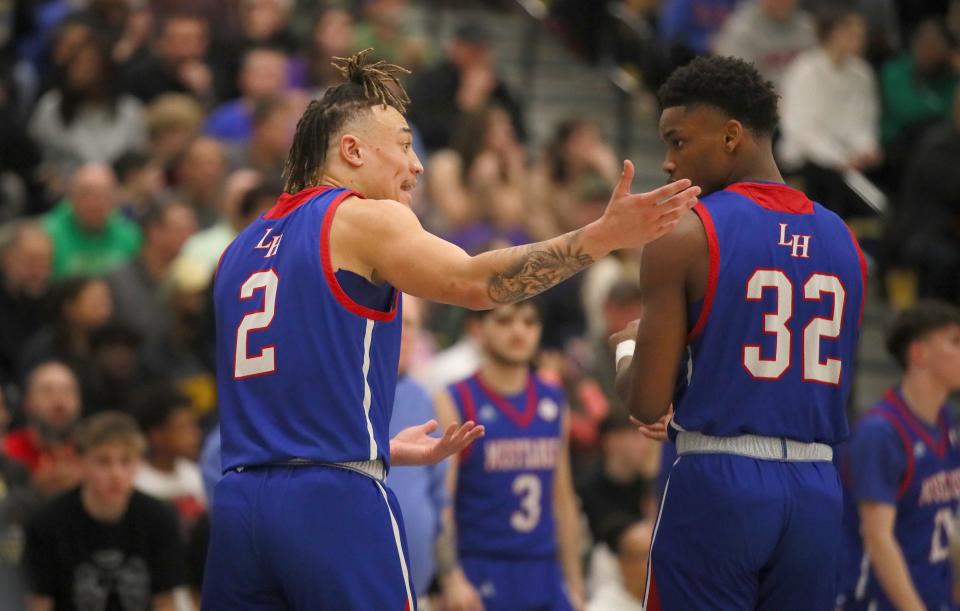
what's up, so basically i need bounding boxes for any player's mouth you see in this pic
[400,181,416,193]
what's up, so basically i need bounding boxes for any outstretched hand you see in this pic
[630,405,674,442]
[390,419,485,466]
[599,160,700,251]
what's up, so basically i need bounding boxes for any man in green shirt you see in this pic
[43,164,142,279]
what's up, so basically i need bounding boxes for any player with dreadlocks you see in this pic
[204,49,699,610]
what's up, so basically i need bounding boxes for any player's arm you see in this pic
[859,501,927,611]
[26,596,53,611]
[554,409,585,610]
[334,162,698,309]
[614,211,706,424]
[433,390,484,611]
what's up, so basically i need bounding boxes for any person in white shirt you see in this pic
[778,6,882,218]
[588,518,653,611]
[133,384,206,531]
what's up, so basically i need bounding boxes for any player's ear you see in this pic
[723,120,744,153]
[339,134,364,168]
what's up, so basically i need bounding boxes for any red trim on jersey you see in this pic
[726,182,814,214]
[474,373,538,429]
[875,408,916,500]
[844,223,868,326]
[687,202,719,342]
[646,567,663,611]
[263,186,332,219]
[454,381,477,462]
[319,190,399,322]
[886,388,948,459]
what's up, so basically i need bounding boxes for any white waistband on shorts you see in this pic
[675,430,833,462]
[332,459,386,481]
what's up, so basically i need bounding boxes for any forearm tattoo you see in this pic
[487,230,595,304]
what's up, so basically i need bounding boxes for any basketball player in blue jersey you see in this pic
[837,301,960,611]
[612,55,868,610]
[435,302,584,611]
[203,49,699,610]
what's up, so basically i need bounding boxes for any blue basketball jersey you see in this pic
[451,373,565,559]
[838,389,960,610]
[673,182,866,444]
[214,186,402,472]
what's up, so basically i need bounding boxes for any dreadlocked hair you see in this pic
[282,48,412,193]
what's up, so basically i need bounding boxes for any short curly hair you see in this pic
[658,56,780,136]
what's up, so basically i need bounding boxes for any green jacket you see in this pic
[881,54,958,144]
[43,201,142,278]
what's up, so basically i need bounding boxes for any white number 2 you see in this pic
[510,474,542,533]
[235,270,279,379]
[742,270,846,384]
[930,508,954,563]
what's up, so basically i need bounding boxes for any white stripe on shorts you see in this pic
[643,455,681,610]
[375,481,414,609]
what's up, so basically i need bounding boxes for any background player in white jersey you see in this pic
[436,301,584,611]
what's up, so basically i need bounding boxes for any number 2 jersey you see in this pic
[838,389,960,610]
[214,186,401,472]
[450,373,565,559]
[674,182,866,444]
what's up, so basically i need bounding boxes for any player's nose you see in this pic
[662,157,676,176]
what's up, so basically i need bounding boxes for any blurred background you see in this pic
[0,0,957,609]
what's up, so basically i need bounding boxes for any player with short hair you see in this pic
[204,49,699,610]
[436,301,583,610]
[837,300,960,611]
[613,55,867,610]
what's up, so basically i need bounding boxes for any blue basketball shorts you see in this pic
[202,465,416,610]
[460,554,573,611]
[645,453,843,611]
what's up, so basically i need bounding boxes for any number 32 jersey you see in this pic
[450,373,565,559]
[675,182,866,444]
[214,186,401,472]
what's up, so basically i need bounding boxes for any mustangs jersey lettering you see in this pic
[451,373,565,558]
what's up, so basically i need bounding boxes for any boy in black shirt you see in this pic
[23,412,184,611]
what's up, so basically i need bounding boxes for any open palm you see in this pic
[390,420,485,466]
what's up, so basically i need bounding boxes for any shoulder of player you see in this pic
[334,195,420,236]
[851,408,908,448]
[640,207,706,274]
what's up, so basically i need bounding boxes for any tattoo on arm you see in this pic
[487,230,594,304]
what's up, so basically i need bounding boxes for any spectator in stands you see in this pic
[305,7,356,91]
[588,518,653,611]
[171,137,226,229]
[82,323,147,415]
[0,384,37,611]
[4,361,82,496]
[19,277,113,381]
[531,118,620,241]
[133,385,205,532]
[123,12,215,105]
[143,93,205,172]
[23,411,185,611]
[226,95,298,177]
[889,85,960,302]
[354,0,430,70]
[714,0,816,90]
[880,18,958,178]
[29,37,146,185]
[407,21,525,152]
[427,105,531,253]
[175,169,262,281]
[112,150,165,221]
[577,413,659,543]
[204,46,290,142]
[659,0,739,67]
[0,222,53,386]
[385,296,448,607]
[107,201,196,345]
[42,163,142,278]
[779,6,881,219]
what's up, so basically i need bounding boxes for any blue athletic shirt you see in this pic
[450,373,566,559]
[673,182,866,444]
[838,389,960,610]
[214,186,401,472]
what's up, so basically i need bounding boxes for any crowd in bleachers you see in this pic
[0,0,957,610]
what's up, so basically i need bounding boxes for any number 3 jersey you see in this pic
[450,373,565,559]
[675,182,866,444]
[214,186,401,472]
[837,389,960,610]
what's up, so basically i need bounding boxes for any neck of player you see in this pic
[900,369,946,426]
[729,141,784,186]
[480,359,529,396]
